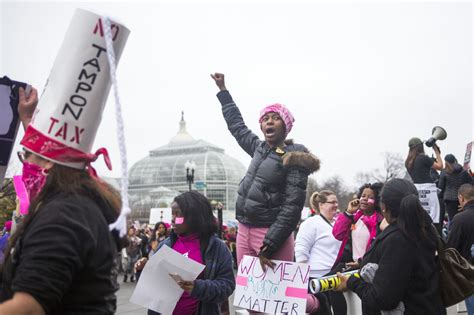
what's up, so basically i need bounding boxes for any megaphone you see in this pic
[425,126,447,147]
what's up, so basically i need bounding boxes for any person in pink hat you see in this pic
[211,73,321,313]
[0,9,129,314]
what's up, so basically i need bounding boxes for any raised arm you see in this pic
[332,199,360,240]
[18,87,38,130]
[431,144,443,171]
[211,73,261,156]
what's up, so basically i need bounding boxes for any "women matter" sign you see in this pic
[234,255,310,314]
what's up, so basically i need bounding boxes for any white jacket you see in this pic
[295,215,341,278]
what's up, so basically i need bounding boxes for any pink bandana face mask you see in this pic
[22,162,48,201]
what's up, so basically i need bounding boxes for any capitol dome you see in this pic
[128,112,246,222]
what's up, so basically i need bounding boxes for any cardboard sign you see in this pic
[0,77,29,182]
[234,255,310,314]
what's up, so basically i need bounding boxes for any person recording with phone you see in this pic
[332,183,384,271]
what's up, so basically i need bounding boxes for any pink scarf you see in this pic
[354,210,381,249]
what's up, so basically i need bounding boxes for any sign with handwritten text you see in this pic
[234,255,310,314]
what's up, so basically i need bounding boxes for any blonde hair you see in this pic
[310,190,336,213]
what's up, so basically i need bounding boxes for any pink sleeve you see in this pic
[332,213,353,240]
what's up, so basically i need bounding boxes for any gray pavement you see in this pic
[116,278,240,315]
[116,278,462,315]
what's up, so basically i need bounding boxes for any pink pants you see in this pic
[236,222,295,265]
[236,222,319,313]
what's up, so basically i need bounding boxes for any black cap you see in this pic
[444,154,456,164]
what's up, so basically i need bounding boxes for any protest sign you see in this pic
[234,255,310,314]
[414,183,440,223]
[0,77,29,182]
[130,245,205,314]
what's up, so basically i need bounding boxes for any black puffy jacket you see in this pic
[217,90,320,257]
[438,164,473,201]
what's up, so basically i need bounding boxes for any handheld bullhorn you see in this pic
[425,126,447,147]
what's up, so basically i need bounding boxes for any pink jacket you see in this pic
[332,210,384,264]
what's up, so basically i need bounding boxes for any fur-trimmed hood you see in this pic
[282,151,320,173]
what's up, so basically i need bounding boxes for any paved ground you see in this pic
[117,278,462,315]
[116,277,242,315]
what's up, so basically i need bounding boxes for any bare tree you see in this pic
[304,176,319,208]
[371,152,406,183]
[354,152,406,185]
[354,171,373,187]
[320,175,355,211]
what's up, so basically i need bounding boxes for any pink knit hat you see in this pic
[259,103,295,136]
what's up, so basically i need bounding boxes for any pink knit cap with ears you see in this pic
[258,103,295,136]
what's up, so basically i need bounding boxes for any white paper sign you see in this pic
[234,255,310,314]
[414,183,440,223]
[130,245,205,314]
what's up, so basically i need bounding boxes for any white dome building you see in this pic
[128,113,246,222]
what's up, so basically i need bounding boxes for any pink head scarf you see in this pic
[258,103,295,136]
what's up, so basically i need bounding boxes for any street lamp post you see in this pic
[185,160,196,191]
[211,200,224,239]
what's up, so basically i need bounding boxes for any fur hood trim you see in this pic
[283,151,320,173]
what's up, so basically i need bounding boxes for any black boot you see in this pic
[123,275,128,283]
[131,276,135,283]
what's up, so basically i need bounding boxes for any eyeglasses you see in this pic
[17,151,25,163]
[17,150,31,163]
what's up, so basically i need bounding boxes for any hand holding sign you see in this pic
[259,254,276,272]
[18,87,37,130]
[235,255,310,314]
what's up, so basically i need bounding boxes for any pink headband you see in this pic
[259,103,295,136]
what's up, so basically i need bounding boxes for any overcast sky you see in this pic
[1,1,472,189]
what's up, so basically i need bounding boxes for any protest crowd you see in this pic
[0,8,473,315]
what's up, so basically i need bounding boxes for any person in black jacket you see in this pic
[335,178,446,315]
[211,73,320,313]
[447,183,474,314]
[0,87,124,315]
[438,154,473,223]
